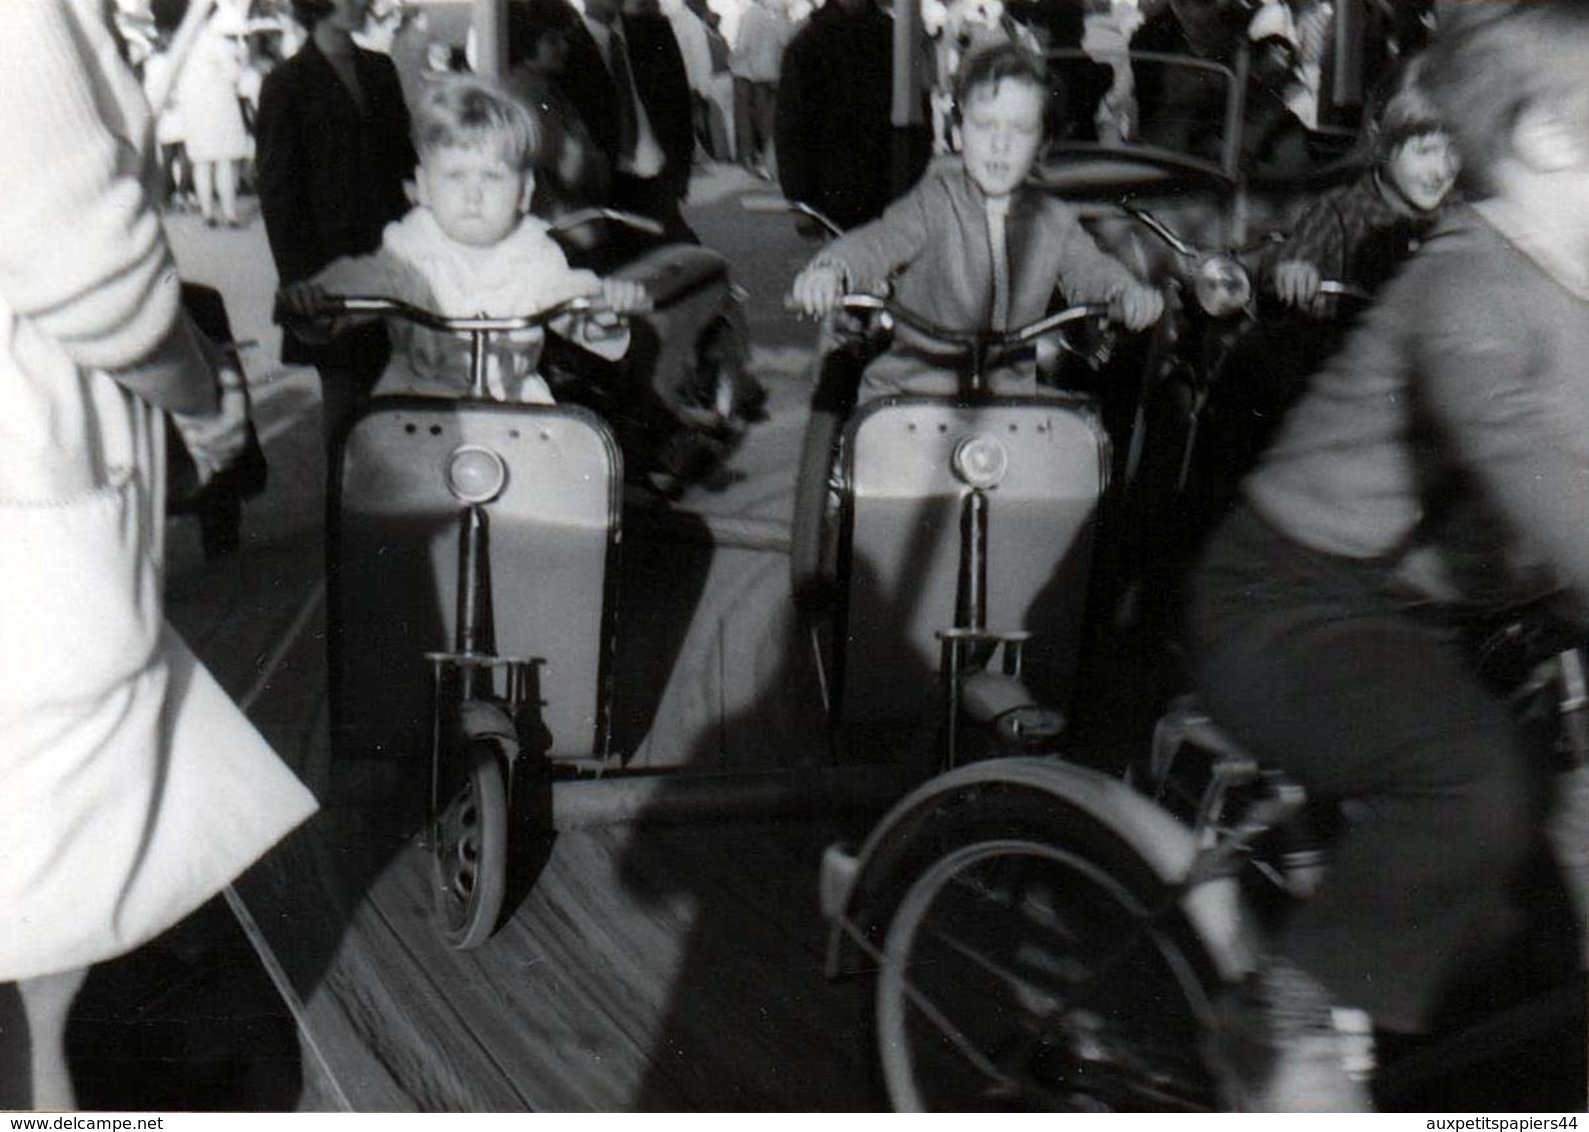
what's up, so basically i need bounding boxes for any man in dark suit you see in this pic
[776,0,924,231]
[255,0,417,448]
[555,0,696,242]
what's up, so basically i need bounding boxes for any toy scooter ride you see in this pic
[795,293,1129,770]
[292,292,629,949]
[1088,203,1375,634]
[744,196,1164,777]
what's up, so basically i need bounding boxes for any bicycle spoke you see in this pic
[876,835,1218,1111]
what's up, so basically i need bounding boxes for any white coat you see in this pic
[0,0,316,982]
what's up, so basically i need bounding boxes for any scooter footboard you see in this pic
[330,398,621,761]
[841,395,1110,725]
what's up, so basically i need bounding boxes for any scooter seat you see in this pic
[609,244,729,307]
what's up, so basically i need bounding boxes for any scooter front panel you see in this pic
[842,396,1109,726]
[331,398,621,762]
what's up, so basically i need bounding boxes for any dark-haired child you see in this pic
[1224,68,1459,470]
[1263,68,1459,316]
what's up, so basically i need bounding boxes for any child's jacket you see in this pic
[1260,170,1437,304]
[314,208,627,401]
[811,162,1144,397]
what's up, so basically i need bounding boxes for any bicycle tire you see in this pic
[872,791,1221,1111]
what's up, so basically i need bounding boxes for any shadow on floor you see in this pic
[65,896,301,1111]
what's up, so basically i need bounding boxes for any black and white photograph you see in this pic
[2,0,1587,1114]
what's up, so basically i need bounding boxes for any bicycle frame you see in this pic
[822,631,1589,1109]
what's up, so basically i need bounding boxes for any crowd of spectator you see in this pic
[117,0,1099,236]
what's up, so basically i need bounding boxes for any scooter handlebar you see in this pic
[830,294,1114,351]
[741,194,847,239]
[273,294,607,335]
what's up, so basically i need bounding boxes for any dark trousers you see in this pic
[1189,505,1544,1031]
[691,92,732,162]
[316,361,383,453]
[611,172,697,245]
[732,77,776,172]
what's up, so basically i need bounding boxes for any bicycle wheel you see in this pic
[432,738,509,950]
[875,825,1220,1111]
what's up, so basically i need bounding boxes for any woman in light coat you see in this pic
[177,7,254,225]
[0,0,317,1108]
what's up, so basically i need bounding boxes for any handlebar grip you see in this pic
[781,292,887,317]
[743,193,796,214]
[1317,280,1373,303]
[839,295,889,315]
[274,294,609,333]
[741,194,845,238]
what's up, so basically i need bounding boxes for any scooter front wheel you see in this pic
[432,738,509,950]
[789,404,842,620]
[874,809,1221,1111]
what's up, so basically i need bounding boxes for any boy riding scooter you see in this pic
[786,42,1160,609]
[790,42,1162,394]
[1225,64,1460,466]
[782,42,1163,750]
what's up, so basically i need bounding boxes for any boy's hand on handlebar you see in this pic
[1272,259,1327,314]
[790,262,846,318]
[599,277,652,316]
[1110,282,1165,331]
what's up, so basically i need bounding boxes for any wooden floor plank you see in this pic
[620,824,879,1110]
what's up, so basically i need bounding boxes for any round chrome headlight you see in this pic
[1193,254,1253,319]
[445,444,508,504]
[951,434,1009,490]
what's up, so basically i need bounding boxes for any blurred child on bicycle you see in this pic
[1191,0,1589,1110]
[277,73,648,402]
[789,41,1161,400]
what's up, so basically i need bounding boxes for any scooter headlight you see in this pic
[445,444,508,504]
[1193,254,1253,319]
[951,434,1009,490]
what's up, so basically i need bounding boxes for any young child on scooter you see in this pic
[1263,61,1459,317]
[277,73,649,402]
[789,41,1162,400]
[1226,65,1459,471]
[1190,0,1589,1110]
